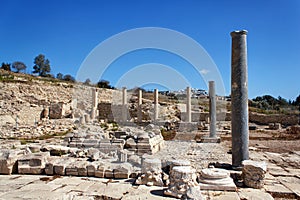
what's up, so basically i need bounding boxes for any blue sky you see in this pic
[0,0,299,100]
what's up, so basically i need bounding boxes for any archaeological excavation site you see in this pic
[1,31,300,200]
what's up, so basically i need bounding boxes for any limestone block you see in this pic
[77,162,88,176]
[113,163,133,179]
[53,159,68,175]
[18,152,49,175]
[49,102,65,119]
[141,158,161,173]
[87,163,96,176]
[105,168,114,178]
[65,164,78,176]
[128,154,142,167]
[95,166,105,178]
[0,149,19,175]
[242,160,267,189]
[87,148,100,161]
[82,139,100,148]
[124,138,137,149]
[44,157,58,175]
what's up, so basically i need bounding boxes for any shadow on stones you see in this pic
[150,189,167,198]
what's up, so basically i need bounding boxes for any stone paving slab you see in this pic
[280,182,300,198]
[238,188,274,200]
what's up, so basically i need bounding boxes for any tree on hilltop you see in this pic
[97,79,114,89]
[63,74,75,82]
[33,54,51,77]
[12,61,27,73]
[84,78,91,85]
[1,63,11,71]
[56,73,63,80]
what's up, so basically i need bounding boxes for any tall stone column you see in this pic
[231,30,249,168]
[122,87,127,122]
[186,86,192,122]
[209,81,217,138]
[91,88,98,120]
[154,89,159,121]
[137,89,143,122]
[92,88,98,108]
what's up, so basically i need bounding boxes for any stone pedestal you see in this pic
[231,30,249,168]
[198,168,236,191]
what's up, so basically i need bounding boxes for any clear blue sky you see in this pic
[1,0,299,100]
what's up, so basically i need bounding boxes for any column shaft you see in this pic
[209,81,217,138]
[122,87,127,122]
[186,87,192,122]
[154,89,159,121]
[231,30,249,167]
[138,89,143,122]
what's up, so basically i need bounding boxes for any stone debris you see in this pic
[242,160,267,189]
[198,168,236,191]
[164,165,202,199]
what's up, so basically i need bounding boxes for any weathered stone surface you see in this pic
[164,166,201,199]
[0,150,19,174]
[18,152,49,174]
[136,158,163,186]
[87,148,100,161]
[242,160,267,189]
[113,163,133,179]
[198,168,236,191]
[238,188,274,200]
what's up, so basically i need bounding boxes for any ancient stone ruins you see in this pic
[1,30,300,199]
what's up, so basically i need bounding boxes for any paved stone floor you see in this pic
[0,174,276,200]
[1,141,300,199]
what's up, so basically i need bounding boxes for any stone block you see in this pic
[95,166,105,178]
[104,169,114,178]
[87,148,100,161]
[0,149,19,175]
[65,165,78,176]
[113,163,133,179]
[53,160,67,175]
[87,163,96,176]
[242,160,267,189]
[17,152,49,175]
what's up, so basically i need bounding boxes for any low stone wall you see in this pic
[249,112,298,126]
[181,112,231,122]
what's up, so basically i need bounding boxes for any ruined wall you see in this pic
[249,112,298,126]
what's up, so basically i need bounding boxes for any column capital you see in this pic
[230,30,248,37]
